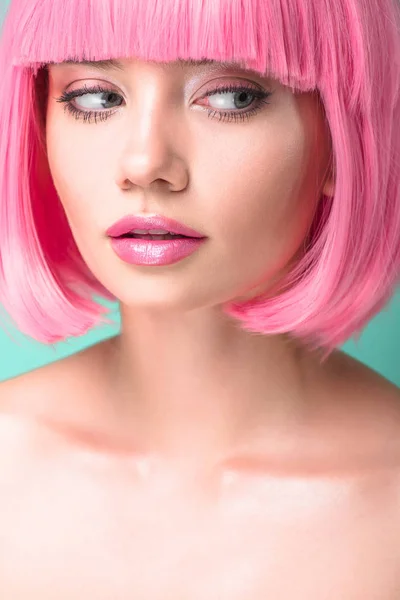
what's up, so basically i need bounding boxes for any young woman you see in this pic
[0,0,399,597]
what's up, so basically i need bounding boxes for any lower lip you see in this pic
[109,236,207,266]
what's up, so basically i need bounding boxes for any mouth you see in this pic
[116,232,193,241]
[109,229,207,266]
[106,214,206,239]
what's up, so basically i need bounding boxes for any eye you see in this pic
[206,86,262,110]
[199,83,273,123]
[55,81,273,125]
[74,90,123,111]
[55,83,124,124]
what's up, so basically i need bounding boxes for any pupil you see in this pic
[104,92,122,107]
[236,92,251,108]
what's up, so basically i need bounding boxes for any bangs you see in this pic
[9,0,324,91]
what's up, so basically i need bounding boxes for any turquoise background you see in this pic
[0,0,398,386]
[0,293,399,386]
[0,0,7,20]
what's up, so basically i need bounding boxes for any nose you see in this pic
[115,103,189,193]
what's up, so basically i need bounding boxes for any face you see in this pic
[45,58,334,310]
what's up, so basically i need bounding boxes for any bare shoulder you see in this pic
[324,348,400,403]
[0,352,75,448]
[0,340,115,458]
[0,339,112,415]
[310,349,400,467]
[0,340,118,489]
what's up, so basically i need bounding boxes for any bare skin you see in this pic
[0,57,399,596]
[0,340,400,599]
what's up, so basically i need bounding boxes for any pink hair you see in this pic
[0,0,399,359]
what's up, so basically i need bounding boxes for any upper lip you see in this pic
[106,214,205,238]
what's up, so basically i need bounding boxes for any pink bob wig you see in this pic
[0,0,399,359]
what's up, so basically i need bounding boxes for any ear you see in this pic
[322,160,335,197]
[322,175,335,197]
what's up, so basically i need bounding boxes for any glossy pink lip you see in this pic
[109,236,207,266]
[106,214,205,238]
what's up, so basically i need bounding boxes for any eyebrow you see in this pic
[57,57,246,72]
[61,58,126,71]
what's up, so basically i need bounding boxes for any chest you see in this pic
[1,449,400,600]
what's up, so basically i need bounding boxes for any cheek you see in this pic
[46,113,108,229]
[199,115,313,254]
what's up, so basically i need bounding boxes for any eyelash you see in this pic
[55,82,273,125]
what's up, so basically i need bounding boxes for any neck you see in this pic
[98,306,320,462]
